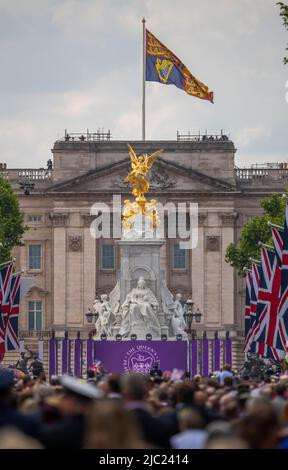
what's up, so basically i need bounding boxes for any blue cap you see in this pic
[0,368,14,390]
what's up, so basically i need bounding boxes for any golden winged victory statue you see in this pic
[122,144,164,231]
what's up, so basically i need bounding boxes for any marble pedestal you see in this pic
[114,238,168,338]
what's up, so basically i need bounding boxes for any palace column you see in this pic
[50,213,69,328]
[191,212,206,318]
[82,214,97,318]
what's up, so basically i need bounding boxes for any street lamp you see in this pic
[85,308,94,324]
[184,300,203,338]
[194,308,202,324]
[85,308,99,324]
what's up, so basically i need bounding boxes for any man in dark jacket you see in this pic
[0,368,39,438]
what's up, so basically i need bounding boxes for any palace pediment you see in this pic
[46,158,236,194]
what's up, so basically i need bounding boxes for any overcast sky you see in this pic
[0,0,287,168]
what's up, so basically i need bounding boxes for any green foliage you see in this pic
[225,193,286,276]
[0,177,27,264]
[277,2,288,64]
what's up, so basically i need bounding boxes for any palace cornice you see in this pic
[49,212,69,226]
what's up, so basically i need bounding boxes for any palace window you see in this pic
[28,215,43,223]
[28,244,42,270]
[102,244,115,270]
[173,243,186,270]
[28,301,42,331]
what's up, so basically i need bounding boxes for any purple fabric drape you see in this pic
[202,338,209,377]
[49,338,57,379]
[86,339,93,371]
[191,339,198,377]
[212,338,221,372]
[61,339,70,375]
[74,339,83,377]
[224,337,232,366]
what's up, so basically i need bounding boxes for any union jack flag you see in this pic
[0,263,13,360]
[244,271,252,349]
[5,273,21,351]
[251,341,283,361]
[275,205,288,352]
[244,262,261,352]
[271,227,284,267]
[252,248,282,350]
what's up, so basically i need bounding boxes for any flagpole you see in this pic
[0,259,15,269]
[142,17,146,141]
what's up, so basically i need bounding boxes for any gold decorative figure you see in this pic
[122,144,164,231]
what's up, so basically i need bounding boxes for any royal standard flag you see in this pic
[146,29,214,103]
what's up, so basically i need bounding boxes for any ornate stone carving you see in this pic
[26,286,49,298]
[198,212,207,226]
[149,166,177,189]
[81,213,96,227]
[206,235,220,252]
[49,212,69,226]
[68,235,82,252]
[219,212,238,226]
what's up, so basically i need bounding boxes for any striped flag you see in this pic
[244,271,252,349]
[5,273,21,351]
[271,226,284,267]
[244,262,261,352]
[275,205,288,351]
[252,248,282,350]
[0,263,13,360]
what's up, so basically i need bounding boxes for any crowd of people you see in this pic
[1,361,288,449]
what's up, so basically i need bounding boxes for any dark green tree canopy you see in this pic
[0,177,27,264]
[225,193,286,276]
[278,2,288,64]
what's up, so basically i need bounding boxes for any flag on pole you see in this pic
[271,226,284,267]
[5,273,21,351]
[275,205,288,352]
[244,271,252,348]
[253,248,282,350]
[0,262,13,360]
[244,262,261,352]
[146,29,214,102]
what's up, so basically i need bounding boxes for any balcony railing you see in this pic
[0,168,53,181]
[235,168,288,181]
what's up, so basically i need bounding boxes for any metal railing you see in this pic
[60,129,111,142]
[177,131,230,142]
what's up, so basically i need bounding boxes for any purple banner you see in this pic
[224,338,232,366]
[202,338,209,377]
[49,338,57,379]
[61,339,70,375]
[93,340,188,374]
[86,339,93,371]
[74,339,83,377]
[212,338,220,372]
[191,339,198,378]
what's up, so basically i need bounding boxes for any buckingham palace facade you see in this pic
[1,130,287,348]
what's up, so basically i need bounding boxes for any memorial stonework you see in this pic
[1,131,288,362]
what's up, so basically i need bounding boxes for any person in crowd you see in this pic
[170,407,208,449]
[1,361,288,449]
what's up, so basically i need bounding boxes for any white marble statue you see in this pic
[119,277,161,338]
[94,294,116,338]
[170,293,187,337]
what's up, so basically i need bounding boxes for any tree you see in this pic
[225,193,286,276]
[278,2,288,64]
[0,177,27,265]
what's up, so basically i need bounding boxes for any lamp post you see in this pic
[85,308,99,324]
[184,299,203,339]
